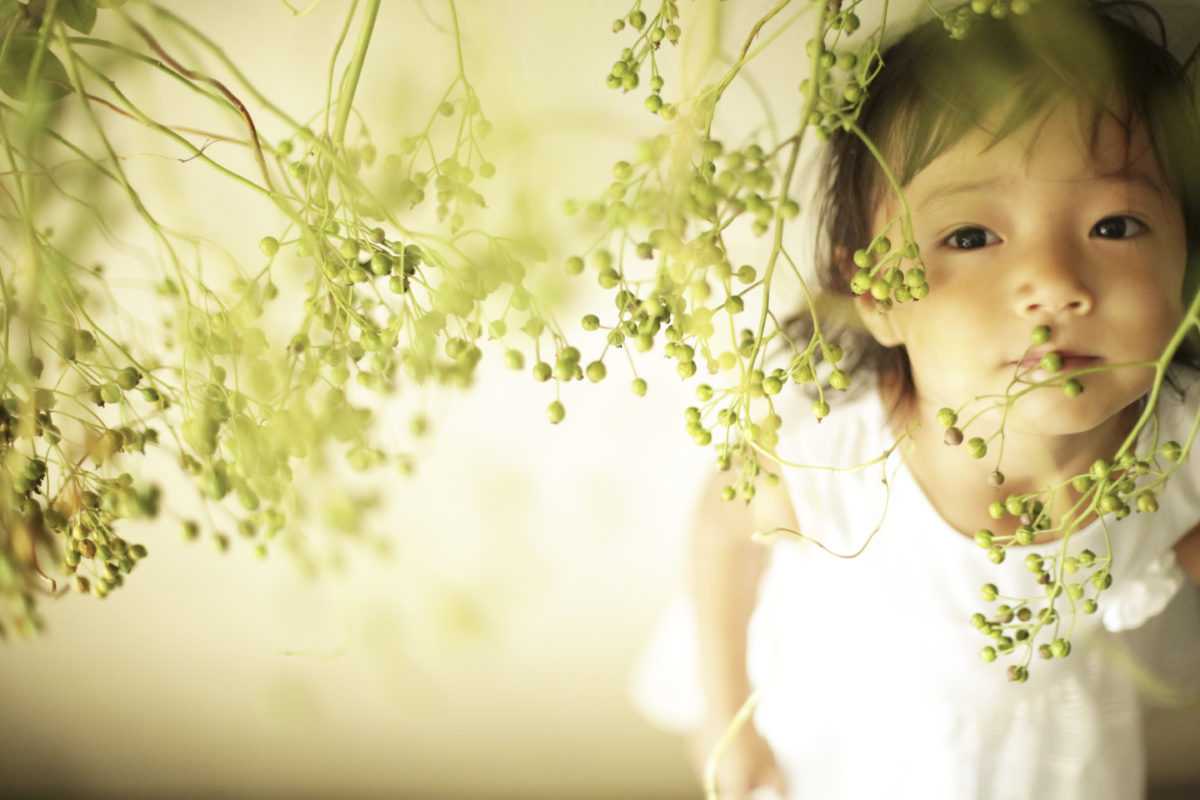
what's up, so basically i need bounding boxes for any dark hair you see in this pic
[791,0,1200,407]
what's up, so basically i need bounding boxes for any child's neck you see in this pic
[885,383,1139,540]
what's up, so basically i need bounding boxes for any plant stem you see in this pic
[332,0,380,146]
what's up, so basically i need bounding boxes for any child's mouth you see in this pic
[1013,351,1100,371]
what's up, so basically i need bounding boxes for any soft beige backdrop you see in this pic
[1,2,1197,797]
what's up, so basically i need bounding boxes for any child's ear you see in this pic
[854,293,904,347]
[833,245,905,348]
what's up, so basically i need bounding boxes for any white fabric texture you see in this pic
[630,372,1200,800]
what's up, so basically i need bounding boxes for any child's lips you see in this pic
[1012,351,1100,370]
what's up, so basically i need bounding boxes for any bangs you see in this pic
[861,0,1200,220]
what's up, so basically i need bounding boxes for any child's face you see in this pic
[863,103,1188,434]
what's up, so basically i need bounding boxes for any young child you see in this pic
[632,2,1200,798]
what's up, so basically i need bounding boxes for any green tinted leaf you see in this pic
[57,0,98,34]
[0,35,71,101]
[0,0,23,28]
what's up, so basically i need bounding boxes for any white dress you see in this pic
[631,372,1200,800]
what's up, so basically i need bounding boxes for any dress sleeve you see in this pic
[1101,368,1200,635]
[1101,550,1187,632]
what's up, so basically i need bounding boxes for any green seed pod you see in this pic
[987,546,1005,564]
[981,583,999,601]
[966,438,987,459]
[631,378,647,396]
[980,646,998,663]
[1038,352,1063,372]
[811,400,831,420]
[547,400,566,424]
[850,269,872,295]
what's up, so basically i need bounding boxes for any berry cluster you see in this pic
[938,0,1043,39]
[608,2,682,119]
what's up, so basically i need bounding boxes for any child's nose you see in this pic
[1014,249,1095,318]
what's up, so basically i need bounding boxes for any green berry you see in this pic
[980,646,998,663]
[586,361,607,382]
[631,378,647,396]
[936,408,958,428]
[116,367,141,391]
[966,437,987,459]
[1161,441,1183,462]
[259,236,280,257]
[829,370,850,391]
[1062,378,1083,398]
[532,362,552,382]
[812,400,830,420]
[850,270,872,295]
[1039,352,1062,372]
[1030,325,1051,345]
[547,401,566,424]
[987,546,1005,564]
[974,529,994,548]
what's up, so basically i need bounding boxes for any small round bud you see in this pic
[1039,352,1063,372]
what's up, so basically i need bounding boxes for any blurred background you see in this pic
[1,1,1197,798]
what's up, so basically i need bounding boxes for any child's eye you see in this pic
[1091,215,1147,239]
[942,226,999,250]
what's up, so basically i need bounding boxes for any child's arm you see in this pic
[1173,523,1200,581]
[686,467,798,799]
